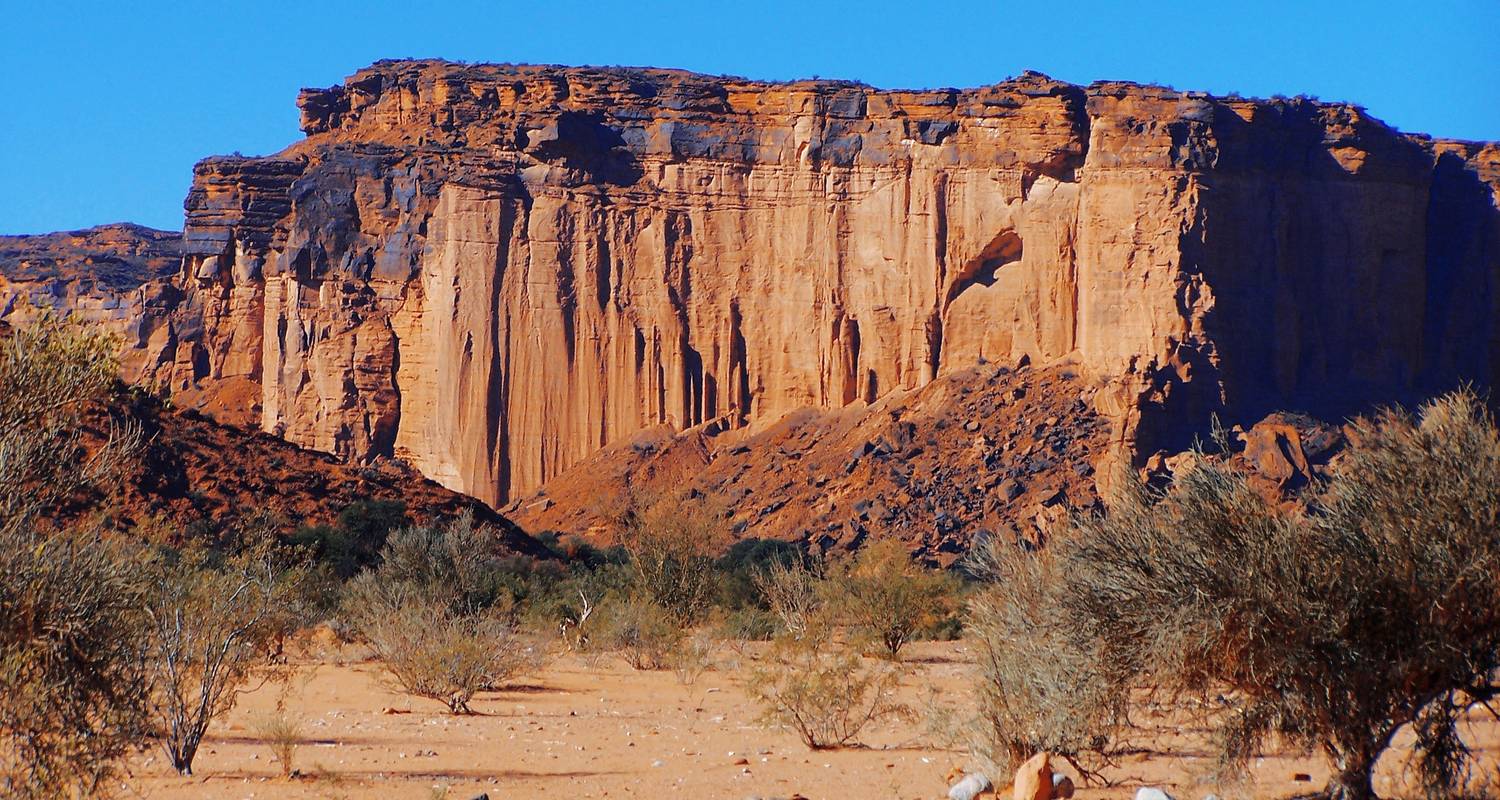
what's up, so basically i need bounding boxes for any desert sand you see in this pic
[123,638,1500,800]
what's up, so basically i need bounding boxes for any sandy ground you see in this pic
[123,639,1500,800]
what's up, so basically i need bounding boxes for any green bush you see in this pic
[833,540,961,660]
[615,494,719,625]
[290,500,410,578]
[715,538,808,609]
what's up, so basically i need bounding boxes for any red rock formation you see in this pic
[6,61,1499,523]
[509,362,1108,563]
[72,385,539,554]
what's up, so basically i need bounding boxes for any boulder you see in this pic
[1013,752,1051,800]
[947,772,992,800]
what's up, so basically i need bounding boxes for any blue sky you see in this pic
[1,0,1496,235]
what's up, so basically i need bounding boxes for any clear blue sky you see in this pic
[1,0,1496,235]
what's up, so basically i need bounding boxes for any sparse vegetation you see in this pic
[0,313,150,798]
[754,558,825,639]
[671,630,717,685]
[969,390,1500,800]
[342,514,546,712]
[0,524,151,798]
[747,636,910,749]
[142,535,310,775]
[599,596,684,670]
[616,495,719,625]
[250,708,302,779]
[356,595,536,714]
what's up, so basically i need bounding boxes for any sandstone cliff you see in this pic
[6,60,1499,517]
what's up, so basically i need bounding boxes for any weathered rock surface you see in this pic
[509,362,1107,562]
[5,60,1499,524]
[71,380,539,554]
[1013,751,1052,800]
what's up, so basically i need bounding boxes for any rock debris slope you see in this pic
[4,60,1498,524]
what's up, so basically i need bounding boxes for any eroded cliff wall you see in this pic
[79,61,1499,506]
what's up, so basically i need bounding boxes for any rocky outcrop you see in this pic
[70,380,540,555]
[7,60,1499,517]
[0,224,180,331]
[509,362,1108,562]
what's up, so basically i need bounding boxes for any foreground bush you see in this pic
[971,390,1500,800]
[0,524,150,798]
[356,596,538,713]
[143,538,310,775]
[0,313,151,798]
[747,637,909,749]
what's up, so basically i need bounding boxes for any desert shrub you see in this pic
[833,539,960,660]
[520,564,633,648]
[353,593,538,714]
[0,524,151,798]
[967,540,1126,780]
[671,630,718,685]
[753,558,826,639]
[365,511,517,614]
[341,518,546,713]
[250,709,302,779]
[599,597,683,670]
[747,637,910,749]
[142,538,311,775]
[0,313,152,798]
[616,494,719,625]
[969,390,1500,800]
[716,537,808,609]
[0,312,135,526]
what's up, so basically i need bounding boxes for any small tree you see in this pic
[143,539,308,775]
[969,390,1500,800]
[835,540,958,660]
[615,493,719,625]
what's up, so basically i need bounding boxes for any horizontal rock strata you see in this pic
[5,60,1498,517]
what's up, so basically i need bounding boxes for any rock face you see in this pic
[6,60,1499,512]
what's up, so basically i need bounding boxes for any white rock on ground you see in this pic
[947,772,991,800]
